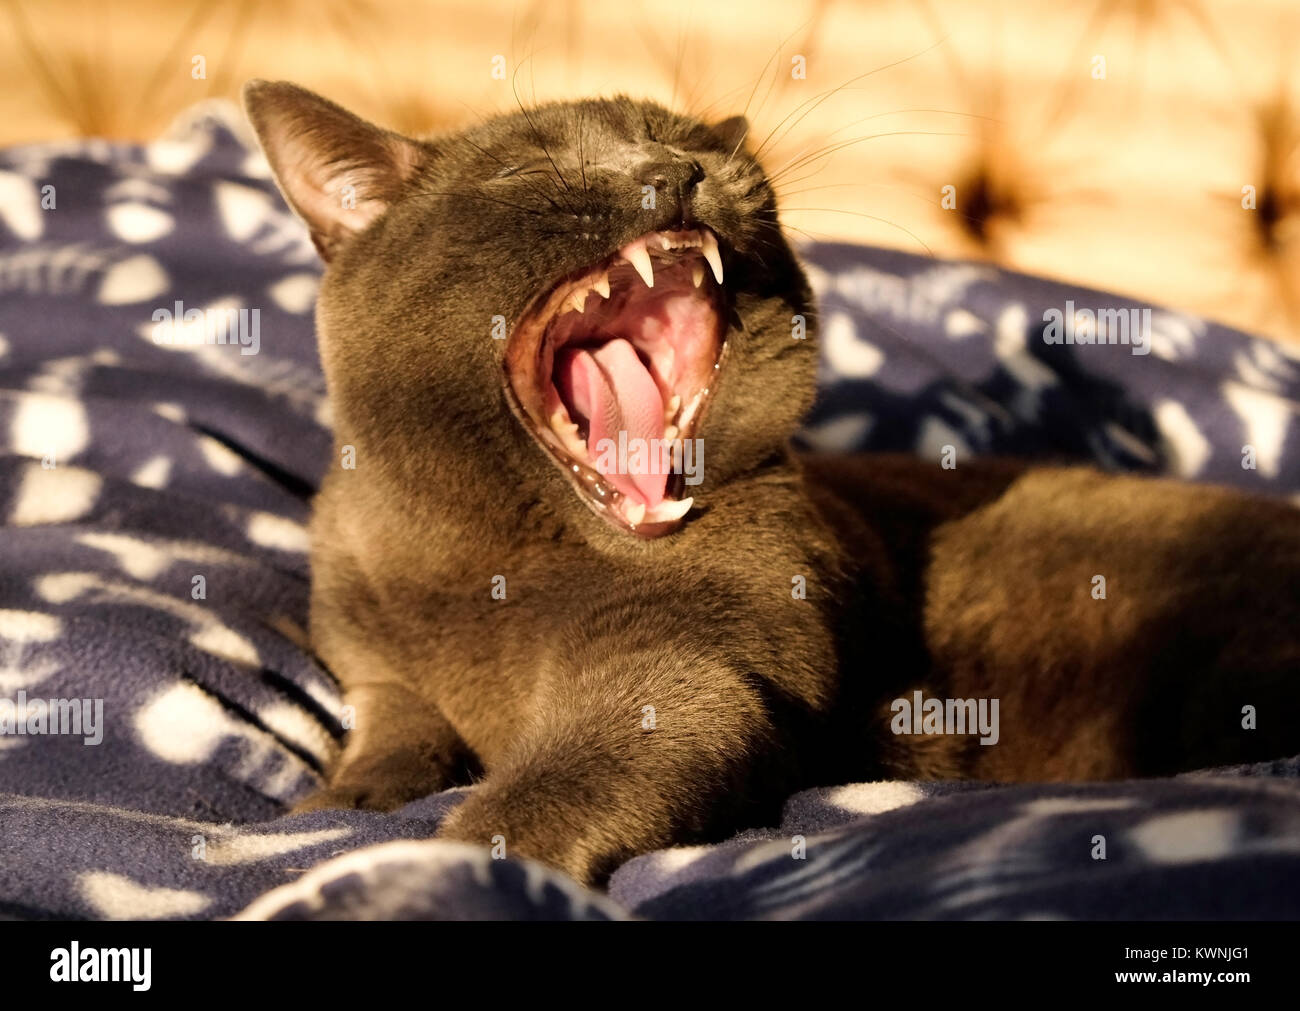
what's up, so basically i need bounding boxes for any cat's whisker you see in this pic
[750,36,950,164]
[459,136,564,211]
[510,63,576,209]
[724,17,815,168]
[576,107,590,195]
[422,190,547,216]
[765,130,967,188]
[778,206,935,257]
[823,106,1002,140]
[774,181,945,216]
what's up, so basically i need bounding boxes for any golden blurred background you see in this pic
[3,0,1298,344]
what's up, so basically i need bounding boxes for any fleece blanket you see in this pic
[0,102,1298,921]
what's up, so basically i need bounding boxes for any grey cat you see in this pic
[243,80,1300,886]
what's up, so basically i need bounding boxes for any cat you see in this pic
[242,80,1300,886]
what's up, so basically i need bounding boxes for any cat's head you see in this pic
[244,81,817,542]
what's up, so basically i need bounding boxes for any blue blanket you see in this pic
[1,103,1298,921]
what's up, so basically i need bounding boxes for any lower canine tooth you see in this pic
[624,500,647,525]
[623,241,655,288]
[691,263,704,288]
[646,497,693,522]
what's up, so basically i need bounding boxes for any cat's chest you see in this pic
[407,556,627,757]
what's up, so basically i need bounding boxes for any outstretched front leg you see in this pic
[438,599,830,885]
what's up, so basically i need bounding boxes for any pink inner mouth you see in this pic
[557,338,668,507]
[504,228,727,535]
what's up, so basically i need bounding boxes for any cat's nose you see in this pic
[636,158,704,200]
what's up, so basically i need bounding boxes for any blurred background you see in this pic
[2,0,1297,345]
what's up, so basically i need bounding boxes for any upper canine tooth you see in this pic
[691,263,705,288]
[701,231,724,284]
[622,241,655,288]
[592,272,611,299]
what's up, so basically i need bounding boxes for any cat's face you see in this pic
[244,83,817,542]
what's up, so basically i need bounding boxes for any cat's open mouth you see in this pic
[504,226,727,537]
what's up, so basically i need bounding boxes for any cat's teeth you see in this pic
[663,424,679,441]
[592,272,610,299]
[550,408,586,456]
[622,241,655,288]
[539,428,564,452]
[659,229,702,250]
[691,263,705,288]
[624,500,647,525]
[679,389,706,430]
[645,497,693,523]
[666,393,682,419]
[565,288,588,314]
[701,231,724,284]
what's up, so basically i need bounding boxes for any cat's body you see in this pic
[244,81,1300,885]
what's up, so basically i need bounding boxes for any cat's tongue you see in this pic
[557,338,667,507]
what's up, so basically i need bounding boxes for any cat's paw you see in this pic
[291,750,457,813]
[289,781,423,813]
[436,790,610,886]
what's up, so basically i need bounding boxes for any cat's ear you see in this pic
[242,80,427,261]
[711,116,751,153]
